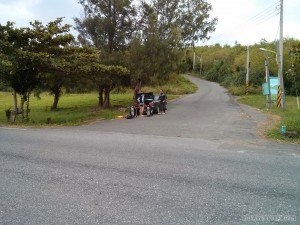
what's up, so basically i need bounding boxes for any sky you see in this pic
[0,0,299,46]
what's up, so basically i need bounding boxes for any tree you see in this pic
[0,22,41,120]
[0,53,13,90]
[74,1,134,107]
[75,0,217,85]
[149,0,218,47]
[286,41,300,95]
[75,0,136,54]
[79,60,129,107]
[27,18,76,110]
[69,47,131,108]
[127,0,217,82]
[128,12,178,83]
[10,56,39,119]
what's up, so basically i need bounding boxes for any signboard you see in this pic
[262,76,278,100]
[262,83,269,95]
[270,76,278,100]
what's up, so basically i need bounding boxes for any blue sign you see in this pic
[262,76,278,99]
[262,83,270,95]
[270,76,278,100]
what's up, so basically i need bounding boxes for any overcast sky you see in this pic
[0,0,299,46]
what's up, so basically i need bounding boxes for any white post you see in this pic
[264,52,272,109]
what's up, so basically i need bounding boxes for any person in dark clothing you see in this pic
[158,89,167,114]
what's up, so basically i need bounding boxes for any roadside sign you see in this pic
[262,83,269,95]
[270,76,279,100]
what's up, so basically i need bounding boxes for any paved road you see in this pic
[0,76,299,225]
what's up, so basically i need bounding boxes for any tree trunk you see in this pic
[13,90,18,113]
[98,85,104,107]
[52,91,60,110]
[20,95,26,119]
[103,86,111,108]
[25,92,30,120]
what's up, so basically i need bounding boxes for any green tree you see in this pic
[286,40,300,95]
[128,11,180,83]
[71,48,130,108]
[75,0,136,54]
[150,0,218,47]
[74,0,134,107]
[84,63,130,107]
[27,18,76,110]
[75,0,217,85]
[0,22,41,120]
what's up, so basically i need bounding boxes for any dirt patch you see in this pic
[256,112,281,138]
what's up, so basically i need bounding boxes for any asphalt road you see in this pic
[0,75,299,225]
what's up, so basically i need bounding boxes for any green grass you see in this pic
[0,75,197,127]
[0,92,132,126]
[139,74,198,95]
[238,94,300,143]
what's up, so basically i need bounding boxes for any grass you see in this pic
[141,74,198,95]
[238,94,300,143]
[0,92,130,126]
[0,75,197,127]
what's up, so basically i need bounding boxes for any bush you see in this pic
[228,85,262,96]
[0,81,12,92]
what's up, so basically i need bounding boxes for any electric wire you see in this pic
[206,0,281,45]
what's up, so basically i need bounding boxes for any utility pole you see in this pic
[277,0,285,110]
[246,45,250,94]
[264,52,272,109]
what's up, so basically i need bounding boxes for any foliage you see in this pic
[140,73,197,95]
[82,62,130,107]
[141,0,218,47]
[75,0,136,54]
[238,94,300,143]
[285,40,300,96]
[0,18,130,114]
[0,74,194,126]
[0,22,42,120]
[74,0,217,85]
[189,38,300,97]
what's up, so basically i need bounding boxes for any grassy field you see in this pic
[0,75,197,126]
[238,94,300,143]
[0,92,132,126]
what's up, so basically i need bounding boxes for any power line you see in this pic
[206,0,280,45]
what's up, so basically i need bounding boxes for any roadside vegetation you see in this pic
[0,0,299,142]
[0,0,215,122]
[0,74,197,126]
[237,94,300,143]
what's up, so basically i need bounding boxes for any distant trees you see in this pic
[285,41,300,95]
[190,38,300,95]
[75,0,217,83]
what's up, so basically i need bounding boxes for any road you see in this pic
[0,76,299,225]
